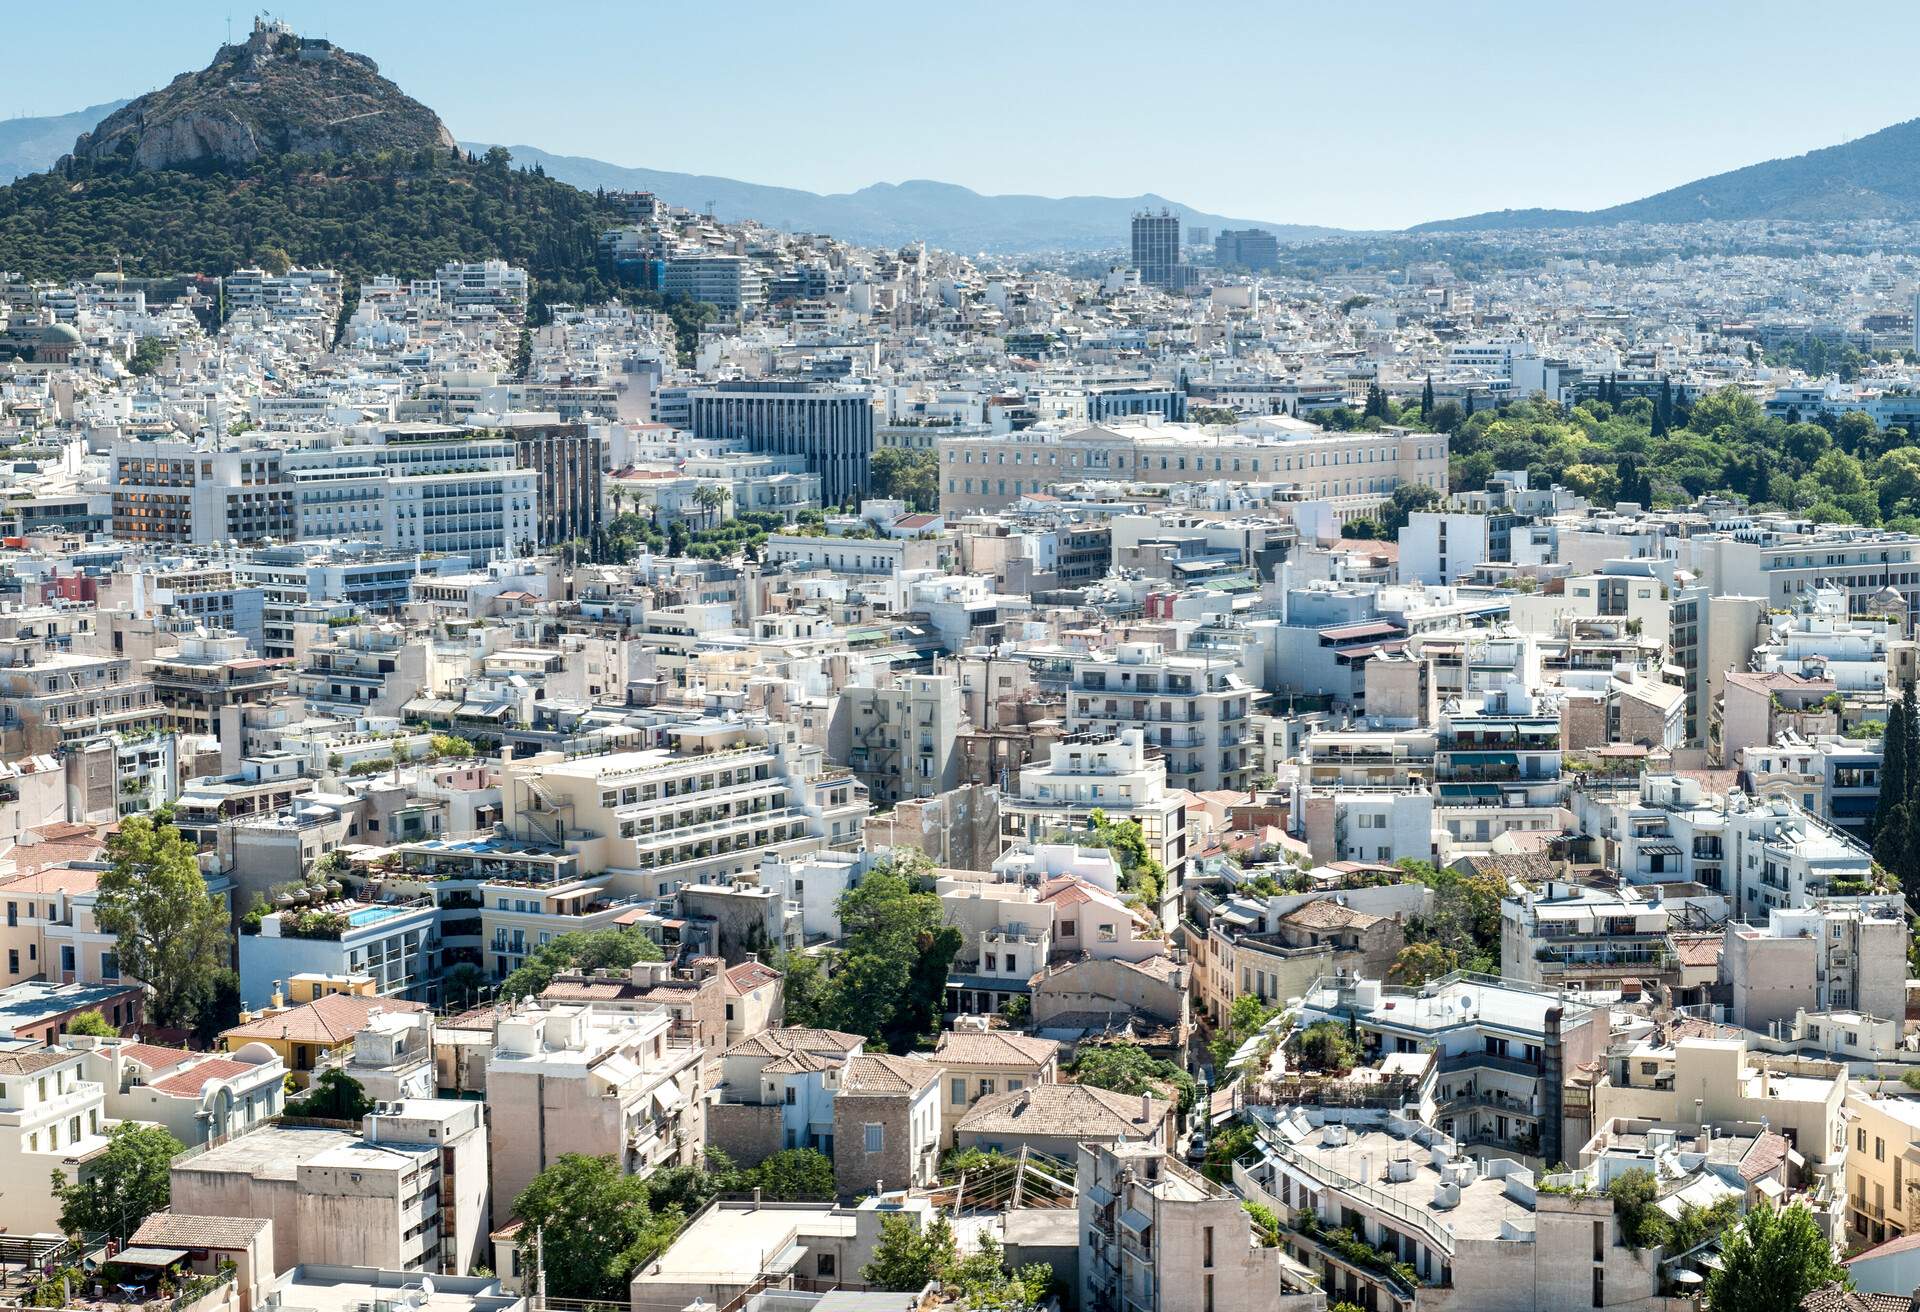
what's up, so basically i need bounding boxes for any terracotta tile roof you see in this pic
[762,1051,843,1076]
[932,1030,1060,1070]
[725,961,782,995]
[132,1215,271,1250]
[1671,933,1723,968]
[149,1058,257,1097]
[956,1083,1171,1140]
[0,1049,72,1076]
[1803,1282,1914,1312]
[722,1026,864,1060]
[118,1043,196,1073]
[1739,1130,1791,1183]
[1278,898,1383,931]
[221,994,426,1047]
[841,1053,940,1096]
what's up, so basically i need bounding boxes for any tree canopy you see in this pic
[52,1122,182,1240]
[96,814,229,1031]
[781,850,962,1053]
[500,926,663,1001]
[1071,1042,1197,1112]
[513,1154,683,1303]
[1704,1200,1845,1312]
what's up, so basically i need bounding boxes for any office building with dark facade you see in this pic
[688,381,874,507]
[509,422,605,548]
[1215,228,1280,272]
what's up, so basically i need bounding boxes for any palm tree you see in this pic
[693,484,729,530]
[610,483,626,520]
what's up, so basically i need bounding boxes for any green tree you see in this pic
[500,926,663,1001]
[667,519,690,556]
[950,1232,1053,1310]
[1296,1021,1359,1075]
[1704,1200,1846,1312]
[63,1010,117,1038]
[96,815,229,1030]
[515,1154,683,1303]
[1071,1042,1196,1111]
[869,448,940,513]
[284,1068,374,1120]
[1378,482,1446,535]
[744,1148,835,1200]
[1387,941,1457,986]
[821,851,963,1053]
[429,733,475,759]
[51,1122,183,1240]
[863,1212,959,1291]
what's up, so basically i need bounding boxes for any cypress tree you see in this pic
[1876,692,1910,843]
[1421,375,1435,419]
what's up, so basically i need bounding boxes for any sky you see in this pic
[7,0,1920,231]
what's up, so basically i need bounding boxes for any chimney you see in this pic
[1141,1092,1153,1125]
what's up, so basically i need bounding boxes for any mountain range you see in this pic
[453,143,1344,252]
[0,100,129,182]
[1412,116,1920,232]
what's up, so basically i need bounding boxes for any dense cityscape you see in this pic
[6,13,1920,1312]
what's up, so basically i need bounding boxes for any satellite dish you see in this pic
[419,1278,435,1299]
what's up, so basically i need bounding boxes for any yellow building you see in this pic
[1845,1089,1920,1247]
[219,973,424,1083]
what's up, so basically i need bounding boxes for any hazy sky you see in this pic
[8,0,1920,230]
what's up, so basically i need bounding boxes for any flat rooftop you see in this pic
[174,1124,358,1182]
[1286,1125,1533,1241]
[637,1202,854,1283]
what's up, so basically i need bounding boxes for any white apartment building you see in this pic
[282,425,537,560]
[1065,642,1253,792]
[485,1002,703,1227]
[1591,774,1875,918]
[1740,732,1881,844]
[1399,512,1489,586]
[0,1046,113,1233]
[1079,1140,1301,1312]
[828,673,964,805]
[1499,881,1679,991]
[500,730,868,899]
[1752,585,1895,694]
[1003,729,1188,910]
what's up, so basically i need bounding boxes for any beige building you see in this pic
[1065,643,1254,794]
[484,1002,703,1227]
[957,1082,1174,1160]
[170,1100,490,1275]
[938,418,1449,518]
[0,1046,112,1233]
[930,1027,1060,1144]
[1079,1139,1301,1312]
[1844,1089,1920,1247]
[831,1053,943,1196]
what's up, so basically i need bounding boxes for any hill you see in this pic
[0,148,619,305]
[0,101,130,183]
[72,19,453,171]
[466,143,1350,252]
[1416,116,1920,232]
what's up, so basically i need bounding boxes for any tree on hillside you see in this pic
[96,815,229,1031]
[500,926,663,1001]
[52,1122,182,1241]
[515,1154,683,1303]
[1704,1200,1845,1312]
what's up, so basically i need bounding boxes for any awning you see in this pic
[1086,1183,1115,1208]
[1438,784,1502,799]
[651,1082,686,1114]
[1639,843,1683,857]
[1451,751,1518,766]
[1320,620,1401,642]
[1120,1208,1154,1235]
[110,1248,189,1268]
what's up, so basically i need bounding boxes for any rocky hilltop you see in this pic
[71,17,455,171]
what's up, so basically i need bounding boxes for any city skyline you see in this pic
[3,0,1919,230]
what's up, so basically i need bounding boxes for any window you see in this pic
[784,1086,797,1106]
[952,1078,967,1104]
[1203,1225,1214,1268]
[864,1123,884,1154]
[1592,1268,1604,1308]
[816,1254,835,1278]
[978,1078,995,1097]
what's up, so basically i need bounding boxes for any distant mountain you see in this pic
[0,100,128,182]
[1416,117,1920,232]
[465,143,1350,252]
[73,20,452,171]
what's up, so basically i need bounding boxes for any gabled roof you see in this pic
[221,994,426,1046]
[932,1029,1060,1069]
[955,1082,1171,1139]
[841,1053,940,1096]
[722,1025,864,1060]
[131,1215,271,1250]
[149,1058,257,1098]
[725,960,782,995]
